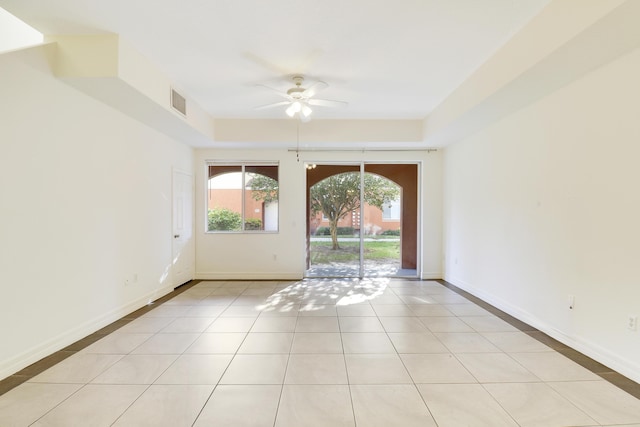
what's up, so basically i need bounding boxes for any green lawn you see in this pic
[310,240,400,264]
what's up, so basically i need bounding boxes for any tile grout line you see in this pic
[26,383,90,427]
[188,280,263,427]
[434,279,640,399]
[385,284,441,427]
[28,292,207,425]
[153,304,218,427]
[0,279,204,396]
[476,381,524,427]
[271,278,304,427]
[3,273,640,427]
[336,283,359,427]
[280,294,302,403]
[108,282,228,427]
[106,384,153,427]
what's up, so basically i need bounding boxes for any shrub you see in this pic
[208,208,242,231]
[338,227,355,235]
[381,229,401,236]
[315,227,330,236]
[244,218,263,230]
[315,226,355,236]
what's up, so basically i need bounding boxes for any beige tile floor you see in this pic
[1,278,640,427]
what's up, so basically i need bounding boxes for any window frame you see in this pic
[205,161,279,234]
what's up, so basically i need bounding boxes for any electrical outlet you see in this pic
[628,315,638,331]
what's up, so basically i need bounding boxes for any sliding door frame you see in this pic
[305,160,421,279]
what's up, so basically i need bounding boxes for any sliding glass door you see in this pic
[306,162,416,278]
[308,165,362,277]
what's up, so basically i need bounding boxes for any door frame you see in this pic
[304,161,421,278]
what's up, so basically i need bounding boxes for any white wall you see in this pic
[443,48,640,382]
[421,150,444,279]
[0,46,194,379]
[195,149,442,280]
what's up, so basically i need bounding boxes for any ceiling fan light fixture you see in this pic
[286,101,302,117]
[255,75,346,122]
[285,106,296,117]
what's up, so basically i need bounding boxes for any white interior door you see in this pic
[172,170,194,287]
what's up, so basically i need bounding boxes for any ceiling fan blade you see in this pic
[302,81,328,98]
[244,52,291,76]
[308,98,348,108]
[254,101,291,110]
[255,84,291,100]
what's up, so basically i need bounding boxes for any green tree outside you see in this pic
[248,171,400,249]
[247,174,278,204]
[310,173,399,249]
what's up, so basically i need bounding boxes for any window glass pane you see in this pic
[245,171,279,231]
[207,163,278,233]
[208,166,242,231]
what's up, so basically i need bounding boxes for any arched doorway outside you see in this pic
[305,163,418,278]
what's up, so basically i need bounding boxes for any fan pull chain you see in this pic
[296,121,300,163]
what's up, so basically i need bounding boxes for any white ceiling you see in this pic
[1,0,549,121]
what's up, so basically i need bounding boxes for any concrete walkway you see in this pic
[307,237,411,277]
[306,262,417,278]
[310,237,399,242]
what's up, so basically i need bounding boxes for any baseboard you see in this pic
[0,285,173,381]
[197,271,442,281]
[444,274,640,384]
[420,271,442,280]
[195,271,303,281]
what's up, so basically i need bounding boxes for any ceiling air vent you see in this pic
[171,88,187,116]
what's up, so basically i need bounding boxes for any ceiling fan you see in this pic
[255,75,347,122]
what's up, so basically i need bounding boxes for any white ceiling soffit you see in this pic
[0,0,550,121]
[0,7,42,52]
[424,0,640,146]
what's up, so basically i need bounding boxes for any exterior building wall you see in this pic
[207,189,264,220]
[209,189,399,235]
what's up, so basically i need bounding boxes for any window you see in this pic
[206,162,278,232]
[382,198,400,221]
